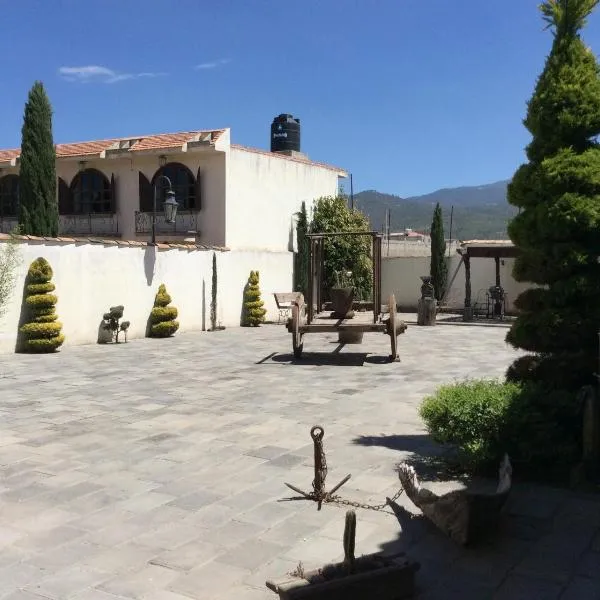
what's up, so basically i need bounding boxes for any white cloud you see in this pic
[194,58,231,70]
[58,65,167,84]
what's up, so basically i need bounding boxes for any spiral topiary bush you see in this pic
[149,283,179,337]
[243,270,266,326]
[20,257,64,352]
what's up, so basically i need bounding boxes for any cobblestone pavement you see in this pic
[0,323,599,599]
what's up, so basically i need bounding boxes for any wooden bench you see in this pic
[273,292,302,324]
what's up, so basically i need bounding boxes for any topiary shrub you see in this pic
[242,270,266,326]
[149,283,179,338]
[420,378,580,477]
[20,257,64,352]
[100,305,130,343]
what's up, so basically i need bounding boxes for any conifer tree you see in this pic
[430,203,447,302]
[506,0,600,389]
[18,82,58,237]
[294,201,309,296]
[20,257,64,352]
[243,270,266,326]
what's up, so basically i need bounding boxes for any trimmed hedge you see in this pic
[420,378,580,475]
[149,284,179,338]
[19,257,64,352]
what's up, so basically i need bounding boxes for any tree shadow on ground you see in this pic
[352,433,470,483]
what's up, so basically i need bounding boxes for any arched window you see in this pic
[151,163,198,211]
[70,168,114,214]
[0,174,19,217]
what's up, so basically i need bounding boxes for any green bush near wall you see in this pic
[149,284,179,338]
[20,257,64,352]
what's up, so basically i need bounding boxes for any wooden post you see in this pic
[495,256,501,287]
[463,255,473,321]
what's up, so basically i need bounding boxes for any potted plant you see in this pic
[266,510,419,600]
[330,270,355,319]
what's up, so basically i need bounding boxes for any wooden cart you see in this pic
[287,231,407,361]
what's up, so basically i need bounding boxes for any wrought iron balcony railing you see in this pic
[134,210,200,235]
[0,214,119,236]
[59,213,119,236]
[0,216,18,234]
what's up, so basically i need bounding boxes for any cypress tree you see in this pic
[18,81,58,237]
[294,201,309,296]
[506,0,600,389]
[430,202,447,303]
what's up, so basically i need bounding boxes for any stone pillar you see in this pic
[417,297,437,326]
[417,275,437,326]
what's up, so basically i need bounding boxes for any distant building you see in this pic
[0,120,346,251]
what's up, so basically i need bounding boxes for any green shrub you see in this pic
[100,305,130,343]
[420,378,580,475]
[19,257,64,353]
[149,284,179,338]
[242,270,266,326]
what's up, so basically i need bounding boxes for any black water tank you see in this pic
[270,114,301,153]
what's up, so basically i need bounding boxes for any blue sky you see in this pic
[2,0,600,197]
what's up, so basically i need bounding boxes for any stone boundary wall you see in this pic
[0,235,292,353]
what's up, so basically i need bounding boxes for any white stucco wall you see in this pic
[381,255,532,313]
[226,147,341,251]
[0,240,292,354]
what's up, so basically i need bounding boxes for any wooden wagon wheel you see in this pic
[291,300,305,359]
[388,294,399,362]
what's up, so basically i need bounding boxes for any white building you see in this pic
[0,127,346,250]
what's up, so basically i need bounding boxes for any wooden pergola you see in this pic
[443,240,520,321]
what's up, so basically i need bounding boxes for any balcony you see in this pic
[134,210,200,235]
[0,216,18,234]
[59,213,119,236]
[0,214,119,236]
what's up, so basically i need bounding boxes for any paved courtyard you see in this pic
[0,323,599,599]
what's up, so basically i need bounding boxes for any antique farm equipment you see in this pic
[284,425,352,511]
[286,231,407,361]
[266,510,420,600]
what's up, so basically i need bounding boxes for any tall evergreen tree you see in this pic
[430,202,447,302]
[294,201,309,296]
[18,82,58,237]
[506,0,600,389]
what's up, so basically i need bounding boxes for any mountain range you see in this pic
[353,180,516,240]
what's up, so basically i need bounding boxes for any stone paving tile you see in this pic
[0,325,598,599]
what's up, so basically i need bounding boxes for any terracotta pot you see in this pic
[330,287,355,319]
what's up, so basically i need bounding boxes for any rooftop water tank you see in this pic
[270,114,300,153]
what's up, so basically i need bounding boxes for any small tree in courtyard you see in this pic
[430,202,447,302]
[18,82,58,237]
[20,257,64,352]
[506,0,600,390]
[294,201,309,297]
[310,195,372,300]
[149,284,179,337]
[243,270,266,326]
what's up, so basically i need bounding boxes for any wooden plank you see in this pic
[300,323,387,333]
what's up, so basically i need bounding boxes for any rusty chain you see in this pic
[325,486,405,513]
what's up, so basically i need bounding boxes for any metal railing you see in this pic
[0,216,18,234]
[59,213,119,236]
[134,210,200,235]
[0,214,119,236]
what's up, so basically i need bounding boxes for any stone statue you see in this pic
[418,276,437,326]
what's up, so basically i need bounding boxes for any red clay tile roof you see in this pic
[0,130,226,162]
[231,144,346,174]
[0,149,20,163]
